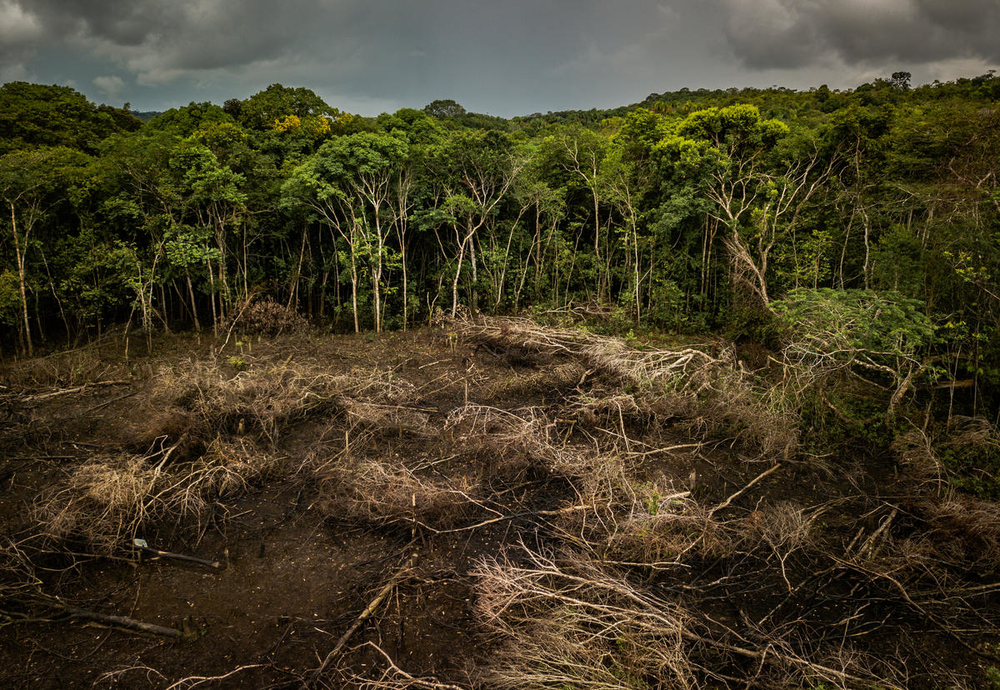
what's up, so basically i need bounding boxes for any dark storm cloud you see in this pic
[12,0,592,80]
[4,0,708,112]
[718,0,1000,69]
[2,0,997,115]
[0,0,43,79]
[21,0,365,81]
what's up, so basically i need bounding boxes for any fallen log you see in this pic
[135,544,222,569]
[67,607,184,639]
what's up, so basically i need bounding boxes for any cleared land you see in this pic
[1,316,999,688]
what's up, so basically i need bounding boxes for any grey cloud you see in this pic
[1,0,726,113]
[6,0,672,87]
[93,74,125,98]
[914,0,995,32]
[0,0,43,76]
[2,0,997,117]
[719,0,1000,69]
[15,1,361,79]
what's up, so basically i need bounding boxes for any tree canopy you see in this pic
[0,74,998,422]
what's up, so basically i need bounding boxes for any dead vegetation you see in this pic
[319,456,479,531]
[3,316,1000,689]
[145,358,345,443]
[455,316,799,459]
[37,437,278,553]
[224,297,309,336]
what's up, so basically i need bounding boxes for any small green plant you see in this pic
[227,355,247,371]
[635,481,662,515]
[645,490,661,516]
[985,666,1000,690]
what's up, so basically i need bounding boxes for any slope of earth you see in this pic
[1,318,999,689]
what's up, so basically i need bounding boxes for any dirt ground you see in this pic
[2,319,999,689]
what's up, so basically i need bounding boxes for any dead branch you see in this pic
[135,544,222,569]
[857,507,898,561]
[308,552,420,686]
[66,607,184,639]
[353,641,468,689]
[710,462,784,516]
[86,390,138,412]
[165,664,266,689]
[21,380,132,402]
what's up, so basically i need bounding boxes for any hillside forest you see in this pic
[4,75,1000,437]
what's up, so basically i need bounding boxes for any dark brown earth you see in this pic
[2,322,999,689]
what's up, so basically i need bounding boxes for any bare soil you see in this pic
[1,321,999,689]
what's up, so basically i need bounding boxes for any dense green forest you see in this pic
[1,74,998,422]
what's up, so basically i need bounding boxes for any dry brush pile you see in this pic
[324,316,1000,689]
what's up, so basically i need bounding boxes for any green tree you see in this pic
[0,82,139,154]
[238,84,338,131]
[425,130,523,316]
[0,147,90,354]
[424,99,467,119]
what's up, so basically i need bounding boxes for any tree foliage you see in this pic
[0,74,998,420]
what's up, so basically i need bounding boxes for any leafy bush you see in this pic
[773,288,935,364]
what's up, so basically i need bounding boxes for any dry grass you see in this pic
[456,315,716,386]
[454,316,799,460]
[341,400,431,436]
[472,546,698,689]
[225,297,309,336]
[144,358,416,445]
[0,337,133,390]
[895,415,1000,496]
[37,438,277,553]
[602,499,732,565]
[149,359,343,442]
[318,456,479,531]
[444,403,560,478]
[918,497,1000,568]
[472,544,896,690]
[567,387,648,429]
[481,361,586,399]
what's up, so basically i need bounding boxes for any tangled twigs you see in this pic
[710,462,784,516]
[352,641,467,689]
[307,551,420,687]
[474,545,902,689]
[451,314,799,459]
[452,315,718,385]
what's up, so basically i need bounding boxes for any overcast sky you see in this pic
[2,0,998,116]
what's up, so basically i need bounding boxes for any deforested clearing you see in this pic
[2,315,998,689]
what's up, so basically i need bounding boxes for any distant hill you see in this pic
[131,110,163,122]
